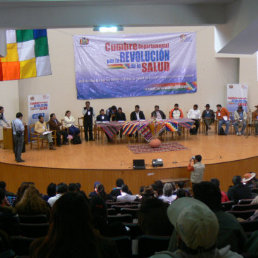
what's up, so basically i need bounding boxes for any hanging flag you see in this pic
[0,29,51,81]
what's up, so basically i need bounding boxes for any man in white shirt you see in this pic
[0,106,10,128]
[117,185,137,202]
[48,183,68,207]
[187,104,201,135]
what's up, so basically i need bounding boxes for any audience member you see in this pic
[63,110,80,137]
[68,183,80,192]
[15,185,50,218]
[48,113,68,146]
[151,105,166,119]
[117,185,136,202]
[138,198,173,236]
[252,104,258,135]
[82,101,94,141]
[201,104,215,135]
[76,183,81,191]
[152,197,242,258]
[176,189,188,199]
[110,178,125,197]
[90,196,127,237]
[234,105,247,136]
[48,183,68,207]
[0,188,20,236]
[175,181,190,197]
[30,192,120,258]
[192,182,247,253]
[216,104,230,135]
[159,183,176,204]
[210,178,229,203]
[97,184,112,201]
[141,187,155,201]
[43,183,56,202]
[227,176,252,203]
[187,104,201,135]
[0,181,15,196]
[13,182,34,207]
[35,115,55,150]
[187,155,205,186]
[89,181,101,198]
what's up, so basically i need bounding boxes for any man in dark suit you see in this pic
[115,107,126,138]
[151,105,166,119]
[83,101,94,141]
[96,109,109,122]
[130,105,145,121]
[48,113,68,146]
[106,105,117,121]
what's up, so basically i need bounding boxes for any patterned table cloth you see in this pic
[96,118,194,141]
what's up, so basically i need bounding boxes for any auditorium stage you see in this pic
[0,132,258,194]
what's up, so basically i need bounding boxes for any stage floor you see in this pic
[0,132,257,170]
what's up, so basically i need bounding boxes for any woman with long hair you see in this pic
[15,185,50,218]
[30,192,119,258]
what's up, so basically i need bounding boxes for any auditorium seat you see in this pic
[10,236,34,256]
[120,208,140,219]
[136,235,170,257]
[123,223,142,239]
[232,204,258,211]
[110,236,132,258]
[251,188,258,194]
[108,214,133,224]
[238,199,254,205]
[240,220,258,234]
[221,201,234,211]
[227,210,256,220]
[19,214,48,224]
[19,223,49,238]
[107,208,117,215]
[29,124,49,150]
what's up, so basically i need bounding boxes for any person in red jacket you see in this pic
[169,103,184,119]
[216,104,230,135]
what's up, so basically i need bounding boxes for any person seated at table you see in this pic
[63,110,80,137]
[234,105,247,136]
[216,104,230,135]
[187,104,201,135]
[48,113,68,146]
[115,107,126,121]
[201,104,215,135]
[96,109,109,122]
[169,103,184,119]
[151,105,166,119]
[130,105,145,121]
[106,106,117,121]
[35,115,55,150]
[252,105,258,135]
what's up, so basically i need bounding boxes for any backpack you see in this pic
[71,135,81,144]
[219,127,225,135]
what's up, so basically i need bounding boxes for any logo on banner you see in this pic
[229,85,234,89]
[80,38,89,45]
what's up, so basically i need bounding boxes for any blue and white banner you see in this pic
[73,33,197,99]
[226,84,248,116]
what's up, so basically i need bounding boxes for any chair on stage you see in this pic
[29,124,48,150]
[46,121,57,146]
[77,117,84,138]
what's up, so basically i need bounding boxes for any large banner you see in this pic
[226,84,248,117]
[28,94,50,125]
[73,33,197,99]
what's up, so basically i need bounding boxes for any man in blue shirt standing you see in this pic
[12,112,25,162]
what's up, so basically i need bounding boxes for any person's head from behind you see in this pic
[65,110,71,117]
[56,183,68,194]
[135,105,140,112]
[152,180,163,197]
[216,104,222,111]
[116,178,124,188]
[0,181,6,191]
[167,197,219,255]
[50,113,56,120]
[47,183,56,197]
[194,155,202,163]
[34,192,100,257]
[163,183,174,197]
[76,183,81,190]
[210,178,220,189]
[193,182,222,211]
[121,184,129,194]
[0,188,5,205]
[177,181,185,189]
[93,181,101,192]
[174,103,179,110]
[177,189,188,198]
[17,185,42,206]
[232,175,242,186]
[16,182,34,202]
[68,183,79,192]
[154,105,159,112]
[100,109,105,115]
[193,104,198,110]
[16,112,23,119]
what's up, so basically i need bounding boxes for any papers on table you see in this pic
[43,131,52,135]
[223,116,228,121]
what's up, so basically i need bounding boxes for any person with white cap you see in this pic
[150,197,243,258]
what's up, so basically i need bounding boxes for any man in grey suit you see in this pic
[12,112,25,163]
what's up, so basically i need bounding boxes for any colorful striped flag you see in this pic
[0,29,51,81]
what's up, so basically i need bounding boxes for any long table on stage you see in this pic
[95,118,194,141]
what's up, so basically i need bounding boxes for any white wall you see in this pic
[18,26,239,123]
[0,80,19,139]
[239,53,258,111]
